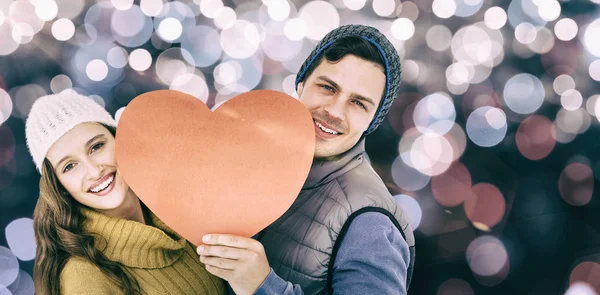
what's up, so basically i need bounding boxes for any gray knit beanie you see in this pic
[295,24,402,134]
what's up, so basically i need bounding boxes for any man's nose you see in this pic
[323,97,346,121]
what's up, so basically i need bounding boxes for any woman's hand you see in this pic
[197,234,271,295]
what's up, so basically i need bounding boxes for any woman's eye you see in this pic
[63,163,74,173]
[91,142,104,153]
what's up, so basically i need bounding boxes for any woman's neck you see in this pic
[98,189,147,224]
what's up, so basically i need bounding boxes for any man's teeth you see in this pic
[91,175,114,193]
[315,121,339,135]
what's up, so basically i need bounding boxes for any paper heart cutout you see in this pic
[115,90,315,245]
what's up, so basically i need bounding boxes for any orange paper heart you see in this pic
[115,90,315,245]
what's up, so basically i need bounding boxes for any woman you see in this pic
[25,91,226,295]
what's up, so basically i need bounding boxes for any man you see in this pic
[197,25,415,295]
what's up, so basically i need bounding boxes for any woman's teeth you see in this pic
[90,175,114,193]
[315,121,339,135]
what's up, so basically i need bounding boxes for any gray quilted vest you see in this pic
[259,138,416,294]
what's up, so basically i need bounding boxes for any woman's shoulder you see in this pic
[60,257,117,294]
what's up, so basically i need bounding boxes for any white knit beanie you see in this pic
[25,90,117,174]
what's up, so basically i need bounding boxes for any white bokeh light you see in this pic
[86,59,109,82]
[12,23,35,44]
[0,246,19,287]
[503,73,544,114]
[426,25,452,51]
[200,0,224,19]
[553,74,576,96]
[128,48,152,71]
[391,18,415,41]
[344,0,367,10]
[466,106,508,147]
[391,154,431,192]
[214,6,236,29]
[554,18,578,41]
[284,18,307,41]
[112,0,134,10]
[583,19,600,57]
[588,60,600,81]
[466,236,509,277]
[5,218,36,261]
[115,106,126,124]
[35,0,58,21]
[299,1,340,41]
[372,0,395,17]
[561,89,583,111]
[413,92,456,135]
[51,18,75,41]
[565,282,597,295]
[170,73,209,103]
[107,46,129,68]
[0,89,13,125]
[393,195,422,230]
[538,0,560,21]
[432,0,456,19]
[50,74,72,94]
[140,0,164,17]
[220,20,260,59]
[515,22,537,44]
[484,6,507,29]
[158,17,183,41]
[268,0,291,21]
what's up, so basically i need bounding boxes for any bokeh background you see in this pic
[1,0,600,294]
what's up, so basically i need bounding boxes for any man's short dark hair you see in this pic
[298,36,385,85]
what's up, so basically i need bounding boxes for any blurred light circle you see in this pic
[0,22,19,56]
[451,24,493,66]
[454,0,483,18]
[561,89,583,111]
[432,0,456,19]
[515,22,537,44]
[558,163,594,206]
[214,60,242,86]
[9,0,44,34]
[115,106,126,124]
[268,0,290,21]
[299,1,340,41]
[555,108,591,135]
[170,73,209,103]
[464,183,506,229]
[50,74,72,94]
[140,0,164,17]
[214,6,236,29]
[466,236,509,277]
[5,218,35,261]
[56,0,85,19]
[220,20,260,59]
[52,18,75,41]
[11,23,34,44]
[398,1,419,21]
[589,60,600,81]
[34,0,58,21]
[393,194,422,230]
[157,17,183,41]
[565,282,598,295]
[0,10,4,26]
[200,0,224,19]
[0,124,15,166]
[595,96,600,121]
[431,162,473,207]
[111,5,154,47]
[181,25,222,68]
[343,0,366,11]
[583,19,600,57]
[156,48,195,86]
[12,84,46,119]
[413,92,456,136]
[555,18,578,41]
[0,89,12,125]
[391,18,415,41]
[402,60,419,84]
[437,278,474,295]
[516,115,556,160]
[282,74,297,97]
[553,74,575,95]
[128,48,152,71]
[0,246,19,287]
[507,0,547,28]
[86,59,109,82]
[586,94,599,117]
[7,270,34,295]
[445,123,467,161]
[426,25,452,52]
[391,154,431,192]
[446,62,474,85]
[466,106,507,147]
[408,134,454,176]
[484,6,507,29]
[372,0,395,17]
[107,47,128,68]
[569,261,600,291]
[75,24,98,46]
[284,18,307,41]
[528,27,555,54]
[447,80,469,95]
[111,0,133,10]
[262,21,303,62]
[503,73,544,114]
[538,0,560,21]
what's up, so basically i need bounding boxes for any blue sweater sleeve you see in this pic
[251,212,410,295]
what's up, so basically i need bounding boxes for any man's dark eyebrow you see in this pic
[54,134,106,172]
[316,75,376,107]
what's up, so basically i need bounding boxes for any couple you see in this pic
[27,25,415,295]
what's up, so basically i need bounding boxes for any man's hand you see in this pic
[197,234,271,295]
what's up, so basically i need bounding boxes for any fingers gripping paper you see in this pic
[115,90,315,245]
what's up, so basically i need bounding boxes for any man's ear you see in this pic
[297,82,304,97]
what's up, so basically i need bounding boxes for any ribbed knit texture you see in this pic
[59,208,226,294]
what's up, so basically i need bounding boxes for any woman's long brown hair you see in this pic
[32,124,140,295]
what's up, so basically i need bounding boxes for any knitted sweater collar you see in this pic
[81,207,188,269]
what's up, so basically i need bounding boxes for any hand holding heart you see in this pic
[197,234,271,295]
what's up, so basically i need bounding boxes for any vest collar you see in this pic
[303,137,366,189]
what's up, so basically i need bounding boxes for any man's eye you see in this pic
[320,84,334,92]
[353,100,367,110]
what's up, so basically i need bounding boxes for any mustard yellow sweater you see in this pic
[59,208,226,294]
